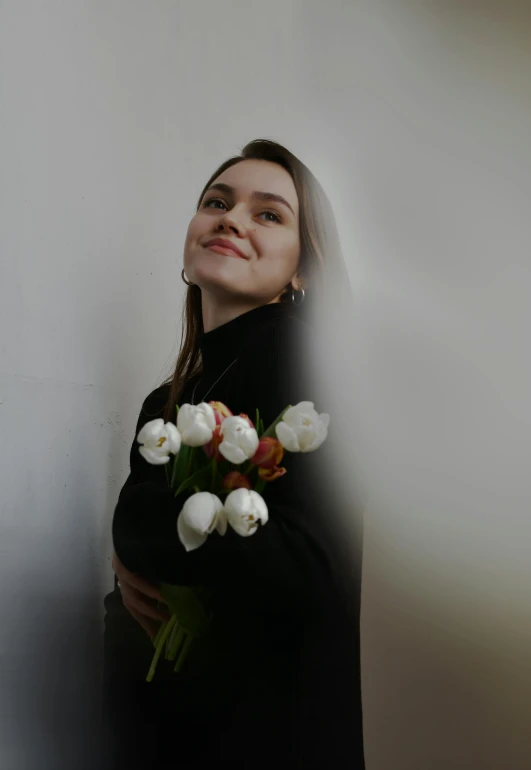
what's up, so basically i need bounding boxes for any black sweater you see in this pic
[104,302,365,769]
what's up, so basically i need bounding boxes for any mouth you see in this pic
[204,238,248,259]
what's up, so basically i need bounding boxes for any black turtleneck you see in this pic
[198,301,297,372]
[105,302,365,768]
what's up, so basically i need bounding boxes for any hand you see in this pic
[112,551,170,641]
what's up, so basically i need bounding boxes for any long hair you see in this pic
[161,138,349,423]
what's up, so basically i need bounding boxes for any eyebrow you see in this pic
[203,182,295,216]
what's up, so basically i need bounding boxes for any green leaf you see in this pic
[160,584,210,637]
[172,443,190,489]
[254,477,267,495]
[174,464,212,497]
[260,406,290,439]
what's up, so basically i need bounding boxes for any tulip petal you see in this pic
[216,508,228,536]
[227,514,256,537]
[218,442,248,465]
[222,471,252,491]
[137,418,165,444]
[253,492,269,524]
[258,465,286,481]
[209,401,233,425]
[177,514,208,552]
[139,446,171,465]
[284,402,314,421]
[238,413,255,428]
[164,422,182,454]
[275,421,300,452]
[224,489,269,537]
[251,437,284,468]
[181,492,221,534]
[177,403,216,447]
[275,403,329,454]
[219,417,259,463]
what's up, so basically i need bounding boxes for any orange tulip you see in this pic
[203,425,223,461]
[251,437,284,469]
[222,471,253,491]
[238,413,255,429]
[258,465,286,482]
[209,401,233,426]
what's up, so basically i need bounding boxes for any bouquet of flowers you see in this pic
[135,399,330,682]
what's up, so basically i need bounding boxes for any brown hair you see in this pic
[161,138,347,423]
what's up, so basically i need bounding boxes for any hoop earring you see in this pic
[181,268,194,287]
[291,287,305,306]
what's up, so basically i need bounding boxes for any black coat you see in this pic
[103,303,365,768]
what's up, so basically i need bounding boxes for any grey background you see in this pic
[1,1,530,767]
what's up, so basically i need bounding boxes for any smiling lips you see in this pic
[204,238,248,259]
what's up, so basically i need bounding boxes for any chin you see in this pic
[191,254,248,290]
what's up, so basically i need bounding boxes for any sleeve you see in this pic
[103,386,173,684]
[112,324,347,613]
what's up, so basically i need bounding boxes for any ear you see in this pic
[290,273,305,292]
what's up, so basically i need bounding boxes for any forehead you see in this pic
[212,159,299,215]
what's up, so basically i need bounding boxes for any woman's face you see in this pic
[183,159,301,303]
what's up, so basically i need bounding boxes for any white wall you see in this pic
[1,1,530,768]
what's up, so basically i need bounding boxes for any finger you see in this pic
[120,571,165,602]
[127,606,159,641]
[113,553,165,602]
[124,597,170,623]
[121,586,171,622]
[120,577,167,607]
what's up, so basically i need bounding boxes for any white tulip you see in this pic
[219,416,259,465]
[177,403,216,447]
[275,401,330,453]
[137,419,181,465]
[177,491,227,552]
[224,488,269,537]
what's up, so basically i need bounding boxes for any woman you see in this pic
[103,139,365,768]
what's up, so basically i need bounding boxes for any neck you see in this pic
[200,291,281,333]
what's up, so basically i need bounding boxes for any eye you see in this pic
[202,197,227,210]
[258,209,282,224]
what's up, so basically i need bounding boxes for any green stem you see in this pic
[242,461,254,476]
[167,625,186,662]
[153,618,167,649]
[171,453,180,488]
[146,614,176,683]
[173,632,194,674]
[254,477,266,496]
[186,446,196,477]
[165,618,180,660]
[164,462,171,487]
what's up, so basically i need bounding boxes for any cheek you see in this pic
[264,232,300,273]
[184,215,206,254]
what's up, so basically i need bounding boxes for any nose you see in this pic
[216,206,246,236]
